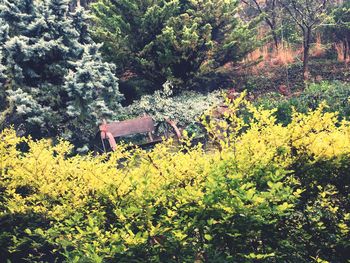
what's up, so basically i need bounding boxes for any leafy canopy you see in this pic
[332,1,350,41]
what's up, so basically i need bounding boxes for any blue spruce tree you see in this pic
[0,18,9,114]
[0,0,123,150]
[0,51,7,112]
[64,44,123,152]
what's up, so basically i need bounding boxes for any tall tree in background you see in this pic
[280,0,330,80]
[0,0,123,151]
[241,0,281,49]
[92,0,256,91]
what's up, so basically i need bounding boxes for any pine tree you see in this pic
[0,51,7,112]
[1,0,81,134]
[0,0,123,150]
[0,54,5,85]
[0,0,37,35]
[64,44,123,152]
[0,19,9,113]
[0,22,6,85]
[92,0,256,91]
[71,7,91,44]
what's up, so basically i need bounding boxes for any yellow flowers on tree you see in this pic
[0,95,349,262]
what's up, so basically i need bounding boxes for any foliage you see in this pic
[126,81,223,126]
[0,96,350,262]
[332,1,350,39]
[256,81,350,125]
[330,1,350,60]
[0,51,5,83]
[92,0,257,91]
[0,50,6,112]
[280,0,331,79]
[0,0,122,151]
[63,44,123,152]
[241,0,281,48]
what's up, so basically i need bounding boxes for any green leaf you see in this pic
[204,234,213,241]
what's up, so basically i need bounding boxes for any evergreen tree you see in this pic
[71,7,92,44]
[0,0,37,35]
[0,22,6,85]
[92,0,256,91]
[64,44,123,152]
[0,0,123,150]
[0,51,6,112]
[0,54,5,85]
[0,19,8,113]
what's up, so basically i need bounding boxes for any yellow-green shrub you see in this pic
[0,95,349,262]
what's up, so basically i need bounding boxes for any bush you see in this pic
[256,81,350,125]
[0,96,349,262]
[126,81,223,126]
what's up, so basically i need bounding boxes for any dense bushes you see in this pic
[126,81,350,133]
[256,81,350,125]
[125,81,223,126]
[0,96,349,262]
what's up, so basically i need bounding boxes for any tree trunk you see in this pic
[265,19,279,50]
[342,38,348,62]
[345,38,349,62]
[272,29,279,50]
[303,28,312,81]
